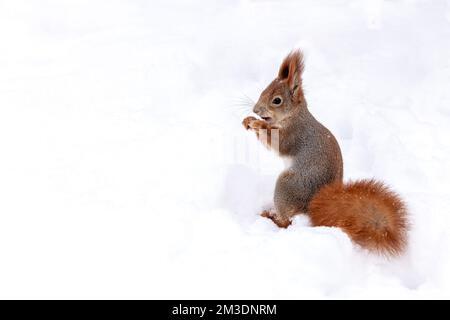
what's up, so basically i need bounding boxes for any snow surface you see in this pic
[1,0,450,299]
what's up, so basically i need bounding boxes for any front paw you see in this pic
[242,116,258,130]
[243,117,268,131]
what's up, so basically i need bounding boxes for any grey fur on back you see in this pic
[275,107,343,218]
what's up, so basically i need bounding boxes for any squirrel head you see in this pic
[253,50,305,127]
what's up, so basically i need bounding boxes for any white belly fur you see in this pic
[283,157,293,169]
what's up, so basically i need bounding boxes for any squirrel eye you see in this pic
[272,97,282,106]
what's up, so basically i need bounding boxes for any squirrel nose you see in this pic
[253,104,262,115]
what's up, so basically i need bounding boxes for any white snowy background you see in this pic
[1,0,450,299]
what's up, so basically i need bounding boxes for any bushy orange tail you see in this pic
[309,179,408,256]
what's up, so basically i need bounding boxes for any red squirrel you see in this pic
[243,50,408,256]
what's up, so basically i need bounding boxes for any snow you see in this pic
[1,0,450,299]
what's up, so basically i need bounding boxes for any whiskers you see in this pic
[228,93,256,119]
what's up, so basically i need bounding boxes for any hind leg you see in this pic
[260,208,291,228]
[271,170,310,227]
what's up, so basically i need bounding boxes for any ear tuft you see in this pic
[277,49,305,87]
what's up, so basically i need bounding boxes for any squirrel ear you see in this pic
[278,49,304,96]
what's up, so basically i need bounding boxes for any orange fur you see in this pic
[308,179,408,256]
